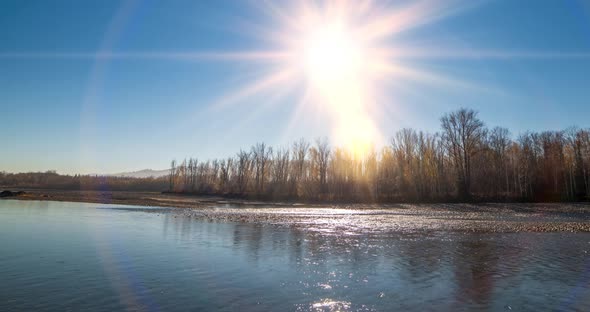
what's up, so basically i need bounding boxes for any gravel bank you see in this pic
[3,189,590,233]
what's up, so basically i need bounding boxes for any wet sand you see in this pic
[2,189,590,233]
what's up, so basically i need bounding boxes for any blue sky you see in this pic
[1,0,590,174]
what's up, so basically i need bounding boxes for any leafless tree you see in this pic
[160,109,588,203]
[169,159,177,191]
[489,127,511,196]
[441,108,485,199]
[310,138,330,197]
[251,143,272,196]
[290,138,310,197]
[236,150,251,195]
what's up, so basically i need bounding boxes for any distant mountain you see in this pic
[109,169,170,179]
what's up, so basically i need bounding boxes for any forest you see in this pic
[2,108,588,203]
[0,170,167,192]
[167,108,589,202]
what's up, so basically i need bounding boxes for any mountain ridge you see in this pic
[108,169,169,178]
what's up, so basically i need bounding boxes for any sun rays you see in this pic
[205,0,489,157]
[6,0,590,159]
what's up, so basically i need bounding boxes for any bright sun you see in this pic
[303,23,363,86]
[297,18,377,157]
[211,0,473,158]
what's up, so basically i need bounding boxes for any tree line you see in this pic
[0,170,167,191]
[2,108,587,203]
[168,108,589,202]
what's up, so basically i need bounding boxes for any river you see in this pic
[1,200,589,311]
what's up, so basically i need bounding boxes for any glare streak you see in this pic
[212,67,298,109]
[0,51,291,61]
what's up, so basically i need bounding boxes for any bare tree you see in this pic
[441,108,485,199]
[236,150,251,195]
[162,109,587,203]
[290,138,310,197]
[392,129,418,198]
[489,127,511,196]
[219,158,231,193]
[251,143,272,196]
[169,159,177,191]
[271,147,290,197]
[310,138,330,196]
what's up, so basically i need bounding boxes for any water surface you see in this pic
[1,200,589,311]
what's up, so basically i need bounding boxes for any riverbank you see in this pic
[0,189,300,208]
[2,189,590,233]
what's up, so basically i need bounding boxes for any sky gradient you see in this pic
[1,0,590,174]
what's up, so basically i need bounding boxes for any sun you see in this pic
[303,22,363,86]
[209,0,479,158]
[295,16,378,158]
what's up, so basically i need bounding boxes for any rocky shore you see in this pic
[2,189,590,233]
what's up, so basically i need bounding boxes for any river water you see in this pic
[1,200,589,311]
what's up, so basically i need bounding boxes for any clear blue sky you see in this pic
[1,0,589,174]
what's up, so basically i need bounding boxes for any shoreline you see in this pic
[0,189,307,208]
[2,189,590,233]
[3,188,589,207]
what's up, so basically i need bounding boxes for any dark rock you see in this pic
[0,190,25,197]
[0,190,15,197]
